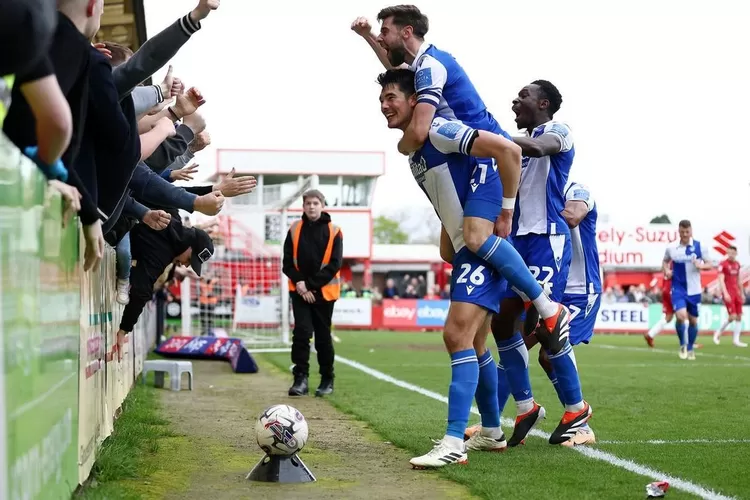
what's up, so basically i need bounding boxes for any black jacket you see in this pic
[282,212,343,301]
[119,214,193,332]
[0,0,56,81]
[86,46,141,220]
[3,13,98,224]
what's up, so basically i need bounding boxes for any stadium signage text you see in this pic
[594,223,750,269]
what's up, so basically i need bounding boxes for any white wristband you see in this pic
[502,197,516,210]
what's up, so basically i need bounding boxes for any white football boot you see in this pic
[410,438,467,469]
[465,432,507,452]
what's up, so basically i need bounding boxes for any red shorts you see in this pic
[662,292,673,315]
[724,294,744,316]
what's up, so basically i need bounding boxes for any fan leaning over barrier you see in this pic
[114,210,214,360]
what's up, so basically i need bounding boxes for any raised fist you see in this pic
[191,0,220,22]
[351,17,372,37]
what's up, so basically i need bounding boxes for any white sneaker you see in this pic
[687,350,696,361]
[678,346,688,360]
[116,279,130,305]
[733,341,748,348]
[561,426,596,447]
[465,433,507,452]
[410,439,467,469]
[713,333,721,345]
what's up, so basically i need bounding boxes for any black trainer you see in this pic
[550,402,592,445]
[288,374,308,396]
[315,378,334,397]
[508,402,547,447]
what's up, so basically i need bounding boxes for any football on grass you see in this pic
[255,404,309,455]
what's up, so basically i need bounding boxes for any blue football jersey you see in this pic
[563,182,601,295]
[514,121,575,237]
[665,240,707,296]
[410,43,511,140]
[408,117,502,253]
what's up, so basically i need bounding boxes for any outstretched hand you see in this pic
[191,0,220,22]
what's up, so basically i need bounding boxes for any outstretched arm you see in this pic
[351,17,408,70]
[512,134,561,158]
[513,123,574,158]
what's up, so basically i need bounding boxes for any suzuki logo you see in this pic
[713,231,736,256]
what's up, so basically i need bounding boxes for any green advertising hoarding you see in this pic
[648,303,750,331]
[1,141,80,499]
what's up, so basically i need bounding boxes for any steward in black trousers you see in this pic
[282,189,343,397]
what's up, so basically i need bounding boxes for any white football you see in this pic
[255,404,309,456]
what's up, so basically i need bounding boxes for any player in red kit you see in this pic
[644,268,682,347]
[713,245,747,347]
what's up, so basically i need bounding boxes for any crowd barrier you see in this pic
[329,298,750,334]
[0,159,156,500]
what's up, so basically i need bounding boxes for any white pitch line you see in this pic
[583,363,750,368]
[334,354,737,500]
[593,343,750,363]
[598,439,750,445]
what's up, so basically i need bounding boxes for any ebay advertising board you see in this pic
[382,299,449,328]
[596,223,750,269]
[380,300,750,333]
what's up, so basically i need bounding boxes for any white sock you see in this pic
[565,401,585,413]
[443,435,465,450]
[516,397,534,415]
[480,426,504,439]
[733,321,742,343]
[648,317,667,338]
[533,295,559,319]
[716,320,731,336]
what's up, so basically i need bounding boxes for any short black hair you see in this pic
[377,5,429,39]
[728,245,737,251]
[377,69,416,96]
[531,79,563,117]
[678,219,691,229]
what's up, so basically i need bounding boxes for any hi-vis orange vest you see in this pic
[200,279,217,305]
[287,220,341,301]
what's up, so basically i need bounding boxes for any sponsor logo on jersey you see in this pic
[436,122,461,139]
[409,154,428,183]
[549,123,570,138]
[415,67,433,91]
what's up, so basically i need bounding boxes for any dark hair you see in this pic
[678,219,691,229]
[102,41,134,67]
[531,79,563,117]
[377,69,416,96]
[728,245,737,251]
[377,5,429,39]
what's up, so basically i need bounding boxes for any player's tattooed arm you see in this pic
[512,133,562,158]
[562,200,588,229]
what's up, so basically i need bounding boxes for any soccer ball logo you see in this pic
[255,404,308,456]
